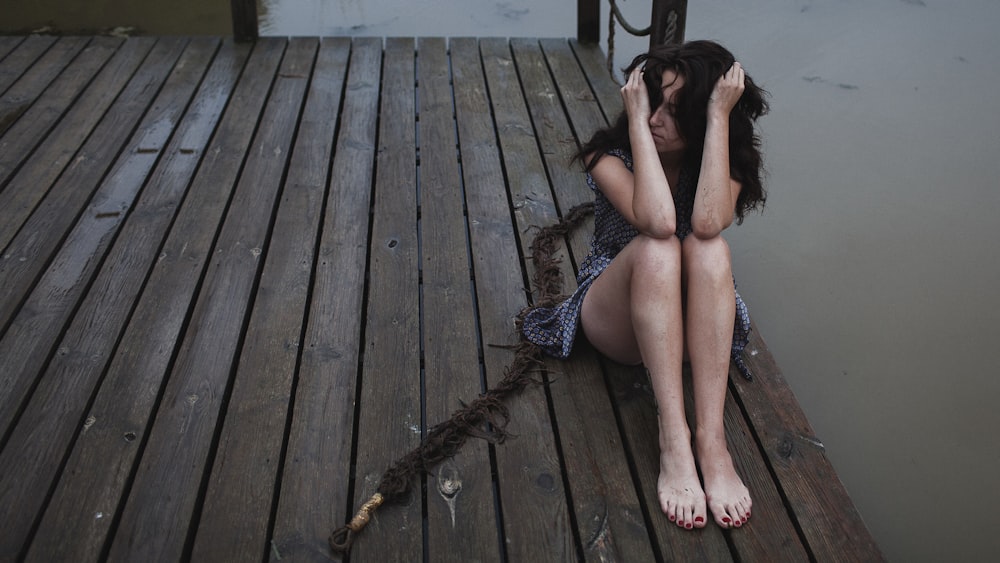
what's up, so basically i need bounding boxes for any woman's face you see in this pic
[648,69,686,154]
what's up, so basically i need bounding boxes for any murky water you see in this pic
[5,0,998,559]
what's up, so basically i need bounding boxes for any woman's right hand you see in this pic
[620,67,652,124]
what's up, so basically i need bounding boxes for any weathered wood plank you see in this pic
[21,38,252,563]
[478,37,577,561]
[416,36,502,562]
[506,38,659,562]
[717,382,810,561]
[0,36,26,60]
[103,38,310,562]
[0,36,88,136]
[0,35,880,562]
[0,36,184,439]
[268,36,381,562]
[0,37,219,562]
[189,37,340,562]
[345,36,426,562]
[511,39,591,256]
[570,40,623,122]
[0,36,25,65]
[20,39,274,563]
[0,36,124,225]
[0,36,159,330]
[0,35,55,98]
[732,328,886,560]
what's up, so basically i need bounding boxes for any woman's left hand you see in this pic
[708,62,745,118]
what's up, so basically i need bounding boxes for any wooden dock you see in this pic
[0,35,882,561]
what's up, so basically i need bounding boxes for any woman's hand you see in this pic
[620,67,652,124]
[708,62,745,118]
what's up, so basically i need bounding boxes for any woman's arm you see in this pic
[692,63,745,239]
[590,67,677,238]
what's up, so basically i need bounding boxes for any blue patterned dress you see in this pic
[521,148,754,379]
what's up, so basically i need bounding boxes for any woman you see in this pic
[522,40,768,530]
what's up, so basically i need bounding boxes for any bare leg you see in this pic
[682,235,752,528]
[581,235,708,529]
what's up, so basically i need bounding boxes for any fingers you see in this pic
[723,62,745,87]
[619,66,651,119]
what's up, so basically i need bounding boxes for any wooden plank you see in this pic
[20,38,252,563]
[415,36,500,562]
[0,36,185,439]
[0,36,88,135]
[731,328,886,561]
[0,36,123,212]
[188,37,341,562]
[0,36,151,328]
[510,39,591,256]
[336,37,419,561]
[570,40,622,124]
[0,37,219,561]
[103,38,310,562]
[267,36,381,561]
[716,381,811,561]
[457,36,621,561]
[0,35,55,97]
[343,36,425,562]
[19,39,276,563]
[0,36,27,66]
[477,37,577,561]
[505,38,658,562]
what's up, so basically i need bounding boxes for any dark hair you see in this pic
[577,40,770,223]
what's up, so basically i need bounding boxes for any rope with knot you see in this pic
[329,202,595,555]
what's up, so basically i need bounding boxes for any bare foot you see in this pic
[657,438,708,529]
[696,433,752,528]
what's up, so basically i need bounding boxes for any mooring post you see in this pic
[231,0,259,42]
[578,0,601,44]
[650,0,687,47]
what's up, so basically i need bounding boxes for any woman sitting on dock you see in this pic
[522,40,768,530]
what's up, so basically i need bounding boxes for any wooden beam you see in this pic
[230,0,258,42]
[650,0,687,47]
[577,0,600,44]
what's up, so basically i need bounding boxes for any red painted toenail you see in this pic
[722,517,731,523]
[695,516,704,524]
[685,523,693,529]
[668,514,675,522]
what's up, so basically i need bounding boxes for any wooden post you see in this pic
[231,0,258,42]
[650,0,687,47]
[578,0,600,44]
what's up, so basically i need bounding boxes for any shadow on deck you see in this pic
[0,35,881,561]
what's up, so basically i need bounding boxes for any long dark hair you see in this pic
[577,40,769,223]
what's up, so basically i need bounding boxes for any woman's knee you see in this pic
[632,234,682,274]
[681,235,732,280]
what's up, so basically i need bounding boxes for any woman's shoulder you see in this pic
[585,148,634,193]
[605,147,632,168]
